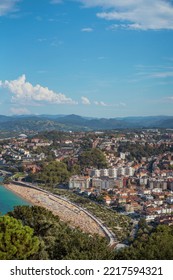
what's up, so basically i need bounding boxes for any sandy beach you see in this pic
[4,183,104,237]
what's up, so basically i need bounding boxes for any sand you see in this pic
[4,183,104,237]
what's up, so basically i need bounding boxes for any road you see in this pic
[12,180,117,246]
[0,169,12,176]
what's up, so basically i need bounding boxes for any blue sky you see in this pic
[0,0,173,117]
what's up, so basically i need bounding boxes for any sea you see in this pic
[0,178,30,215]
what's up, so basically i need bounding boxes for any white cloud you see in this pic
[81,27,93,32]
[0,74,77,105]
[134,64,173,80]
[81,96,91,105]
[10,107,31,115]
[163,96,173,103]
[77,0,173,30]
[94,101,108,106]
[94,100,127,107]
[100,101,108,106]
[150,71,173,78]
[51,38,64,47]
[0,0,20,16]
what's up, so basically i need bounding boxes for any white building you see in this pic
[69,175,90,189]
[140,177,148,186]
[92,177,116,190]
[124,167,135,176]
[100,169,109,177]
[117,167,125,176]
[90,169,101,177]
[120,152,126,159]
[108,168,118,178]
[166,196,173,204]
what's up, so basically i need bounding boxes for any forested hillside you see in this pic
[0,206,173,260]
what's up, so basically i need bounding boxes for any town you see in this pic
[1,128,173,227]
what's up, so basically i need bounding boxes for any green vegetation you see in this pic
[34,146,56,161]
[36,130,72,142]
[1,206,173,260]
[8,206,113,260]
[0,215,40,260]
[3,175,12,184]
[12,172,25,179]
[34,161,70,187]
[115,223,173,260]
[78,148,108,169]
[118,142,171,161]
[42,188,132,242]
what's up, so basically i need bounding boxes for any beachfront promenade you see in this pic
[10,180,117,246]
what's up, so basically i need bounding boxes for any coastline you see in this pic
[3,183,33,206]
[3,183,104,237]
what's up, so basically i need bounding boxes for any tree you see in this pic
[70,164,81,175]
[8,205,60,234]
[78,148,107,169]
[0,215,40,260]
[54,233,114,260]
[114,224,173,260]
[96,195,105,204]
[63,158,81,175]
[36,161,70,187]
[8,206,61,259]
[3,175,12,184]
[9,205,114,260]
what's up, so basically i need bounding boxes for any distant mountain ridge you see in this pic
[0,114,173,131]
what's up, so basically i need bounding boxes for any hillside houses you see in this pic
[0,128,173,223]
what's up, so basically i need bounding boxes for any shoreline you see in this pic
[3,183,105,237]
[3,183,33,206]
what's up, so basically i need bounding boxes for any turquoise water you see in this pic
[0,179,30,215]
